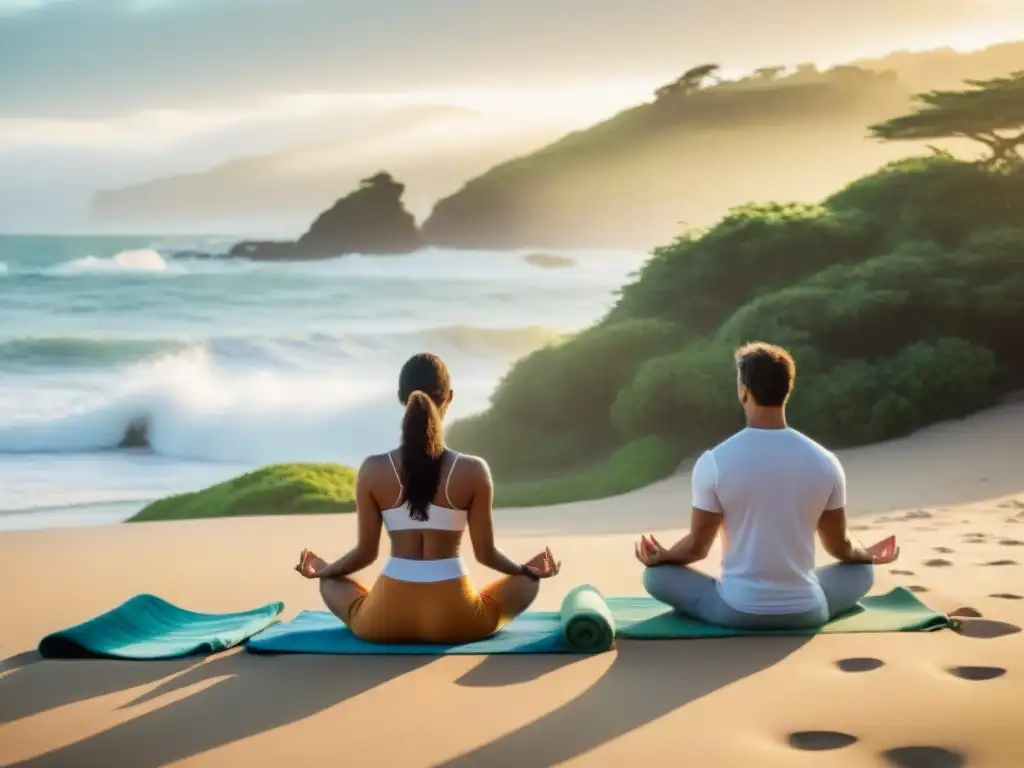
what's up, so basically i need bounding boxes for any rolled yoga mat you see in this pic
[38,594,285,660]
[559,584,616,652]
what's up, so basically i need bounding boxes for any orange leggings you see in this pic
[346,575,513,644]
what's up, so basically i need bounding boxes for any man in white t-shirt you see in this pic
[636,341,899,629]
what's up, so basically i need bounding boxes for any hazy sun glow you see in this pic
[0,79,658,153]
[825,25,1024,68]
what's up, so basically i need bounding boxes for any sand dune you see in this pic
[1,401,1023,767]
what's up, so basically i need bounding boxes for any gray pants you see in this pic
[643,563,875,630]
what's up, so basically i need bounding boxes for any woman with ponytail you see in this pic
[296,353,560,644]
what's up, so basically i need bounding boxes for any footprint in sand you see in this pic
[988,593,1022,600]
[882,745,965,768]
[891,569,916,576]
[850,524,874,532]
[953,619,1022,639]
[903,510,933,520]
[923,559,953,567]
[948,665,1006,681]
[999,539,1024,546]
[907,585,930,593]
[982,559,1018,567]
[787,731,858,751]
[836,657,885,673]
[933,547,955,554]
[949,607,982,618]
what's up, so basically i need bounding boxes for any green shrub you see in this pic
[610,342,742,445]
[447,409,597,480]
[448,318,682,476]
[790,338,998,444]
[609,203,882,332]
[130,463,357,522]
[716,229,1024,367]
[826,157,1024,248]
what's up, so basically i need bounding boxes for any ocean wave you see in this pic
[0,319,556,462]
[0,336,191,368]
[0,347,427,463]
[0,325,562,370]
[0,262,7,276]
[4,245,648,286]
[49,248,173,276]
[23,248,252,279]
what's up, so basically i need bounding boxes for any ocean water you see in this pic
[0,235,648,531]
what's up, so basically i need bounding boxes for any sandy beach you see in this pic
[2,400,1023,767]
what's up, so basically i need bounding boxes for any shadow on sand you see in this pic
[433,636,810,767]
[0,652,201,726]
[0,651,42,675]
[453,651,594,688]
[3,650,433,768]
[6,635,807,767]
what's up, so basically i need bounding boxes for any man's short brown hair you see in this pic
[734,342,795,407]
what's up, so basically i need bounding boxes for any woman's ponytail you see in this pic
[400,390,445,521]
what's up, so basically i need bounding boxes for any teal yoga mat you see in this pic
[38,594,285,660]
[245,586,950,655]
[610,586,954,638]
[247,584,616,655]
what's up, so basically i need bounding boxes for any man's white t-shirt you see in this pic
[691,427,846,615]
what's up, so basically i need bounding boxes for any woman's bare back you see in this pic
[371,449,480,561]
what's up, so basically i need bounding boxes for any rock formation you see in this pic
[227,172,421,260]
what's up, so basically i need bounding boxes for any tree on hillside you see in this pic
[360,171,400,190]
[655,63,722,100]
[753,66,786,81]
[869,72,1024,167]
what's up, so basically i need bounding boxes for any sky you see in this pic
[2,0,1024,231]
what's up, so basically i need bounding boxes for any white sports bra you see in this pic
[380,451,469,532]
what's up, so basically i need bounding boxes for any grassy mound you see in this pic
[449,156,1024,501]
[129,463,358,522]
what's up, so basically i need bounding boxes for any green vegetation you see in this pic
[448,155,1024,501]
[870,72,1024,168]
[493,436,685,507]
[654,63,723,99]
[129,463,357,522]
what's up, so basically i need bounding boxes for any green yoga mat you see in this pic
[38,594,285,660]
[560,585,617,652]
[610,586,953,638]
[246,586,949,656]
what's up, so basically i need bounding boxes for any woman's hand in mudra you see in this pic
[524,547,561,579]
[296,549,329,578]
